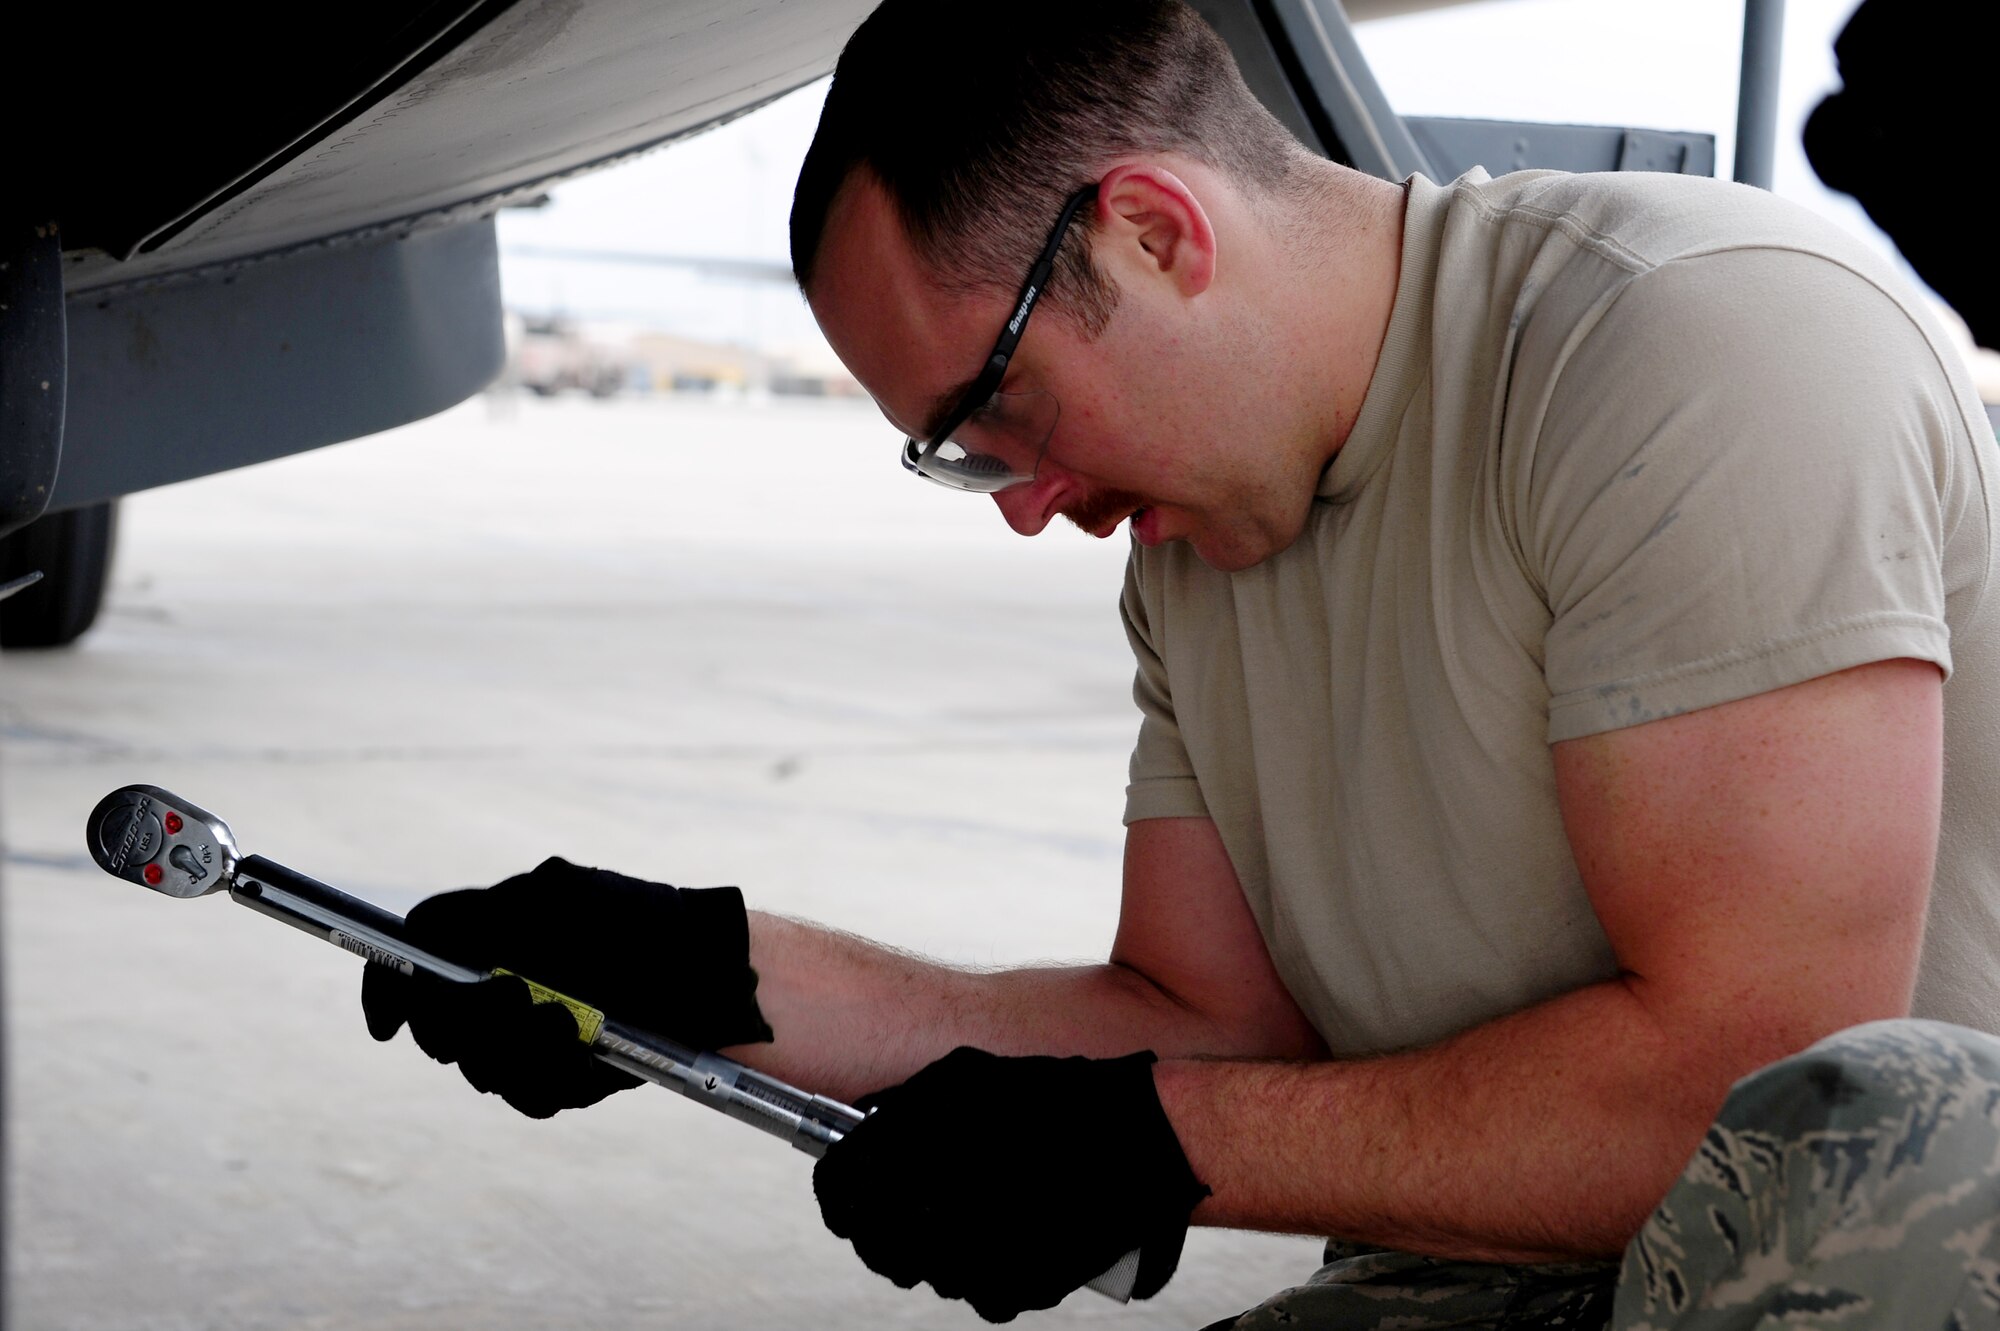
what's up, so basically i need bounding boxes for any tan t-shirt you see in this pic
[1122,169,2000,1057]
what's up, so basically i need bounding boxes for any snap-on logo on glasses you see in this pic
[1008,286,1037,335]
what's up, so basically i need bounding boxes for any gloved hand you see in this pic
[362,856,773,1118]
[812,1046,1209,1322]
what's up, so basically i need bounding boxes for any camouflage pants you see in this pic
[1207,1021,2000,1330]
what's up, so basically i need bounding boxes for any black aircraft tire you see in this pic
[0,499,117,650]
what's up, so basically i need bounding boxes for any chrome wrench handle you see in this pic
[84,784,1144,1301]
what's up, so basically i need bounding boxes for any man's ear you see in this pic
[1093,164,1217,298]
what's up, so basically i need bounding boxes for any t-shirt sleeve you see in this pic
[1530,246,1964,742]
[1120,551,1209,823]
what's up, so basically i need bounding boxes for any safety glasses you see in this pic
[899,185,1097,493]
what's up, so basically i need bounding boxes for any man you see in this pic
[362,2,2000,1326]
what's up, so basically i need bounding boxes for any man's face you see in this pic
[806,172,1309,573]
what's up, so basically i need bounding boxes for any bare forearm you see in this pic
[1156,972,1868,1263]
[724,911,1288,1102]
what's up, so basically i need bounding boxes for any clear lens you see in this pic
[903,390,1059,493]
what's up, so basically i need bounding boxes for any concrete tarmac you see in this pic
[1,393,1323,1329]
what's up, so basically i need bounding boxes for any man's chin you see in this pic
[1189,519,1310,573]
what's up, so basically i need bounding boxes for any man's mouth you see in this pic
[1062,488,1149,539]
[1088,507,1144,539]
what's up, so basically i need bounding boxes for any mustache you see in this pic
[1061,487,1148,535]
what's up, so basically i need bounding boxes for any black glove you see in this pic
[362,856,773,1119]
[812,1046,1209,1323]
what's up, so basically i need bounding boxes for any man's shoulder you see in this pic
[1416,168,1962,432]
[1432,167,1889,282]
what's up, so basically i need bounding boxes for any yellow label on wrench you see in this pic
[492,968,605,1044]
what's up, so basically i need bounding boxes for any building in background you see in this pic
[498,310,862,401]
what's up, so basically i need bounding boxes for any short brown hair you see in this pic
[790,0,1309,336]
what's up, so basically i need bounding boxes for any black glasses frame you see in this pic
[901,183,1099,487]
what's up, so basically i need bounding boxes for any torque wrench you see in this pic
[84,784,1144,1302]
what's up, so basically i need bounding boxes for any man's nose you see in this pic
[992,469,1066,537]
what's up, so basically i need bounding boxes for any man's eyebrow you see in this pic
[918,375,980,441]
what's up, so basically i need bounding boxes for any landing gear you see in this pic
[0,499,117,649]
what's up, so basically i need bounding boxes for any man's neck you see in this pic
[1267,165,1409,477]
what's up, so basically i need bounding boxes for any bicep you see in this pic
[1112,816,1327,1061]
[1553,658,1942,1059]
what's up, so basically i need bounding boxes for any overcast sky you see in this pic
[496,0,1891,352]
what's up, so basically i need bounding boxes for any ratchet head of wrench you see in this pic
[86,785,240,898]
